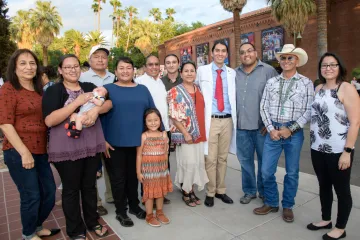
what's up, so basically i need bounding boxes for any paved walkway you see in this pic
[1,153,359,240]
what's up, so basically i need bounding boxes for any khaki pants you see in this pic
[96,155,113,206]
[205,118,232,197]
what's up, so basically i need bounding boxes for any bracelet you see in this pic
[288,122,301,134]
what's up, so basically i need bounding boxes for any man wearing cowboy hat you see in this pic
[254,44,314,223]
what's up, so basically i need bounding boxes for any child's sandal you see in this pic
[67,129,81,138]
[92,225,108,238]
[64,121,76,130]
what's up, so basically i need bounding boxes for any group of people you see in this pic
[0,39,359,240]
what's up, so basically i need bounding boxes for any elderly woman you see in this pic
[42,54,108,240]
[307,53,360,240]
[101,57,155,227]
[168,61,209,207]
[0,49,59,240]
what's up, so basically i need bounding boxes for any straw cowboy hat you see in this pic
[275,44,308,67]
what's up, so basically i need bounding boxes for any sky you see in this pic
[7,0,268,44]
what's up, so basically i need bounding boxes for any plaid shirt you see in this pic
[260,72,314,132]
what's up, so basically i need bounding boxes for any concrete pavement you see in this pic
[98,152,360,240]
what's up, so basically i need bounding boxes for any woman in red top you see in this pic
[168,62,209,207]
[0,49,59,240]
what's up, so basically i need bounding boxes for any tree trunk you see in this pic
[125,14,132,52]
[116,18,120,47]
[111,19,114,48]
[233,9,242,66]
[75,44,80,58]
[42,45,48,66]
[317,0,328,60]
[98,0,101,31]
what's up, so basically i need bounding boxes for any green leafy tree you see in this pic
[64,29,87,58]
[93,0,106,31]
[9,10,33,49]
[0,0,17,77]
[113,9,126,47]
[86,30,108,47]
[267,0,316,46]
[220,0,247,66]
[165,8,176,21]
[29,0,63,66]
[109,0,121,47]
[175,21,206,36]
[133,19,158,56]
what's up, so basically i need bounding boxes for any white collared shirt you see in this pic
[79,68,115,87]
[135,73,169,131]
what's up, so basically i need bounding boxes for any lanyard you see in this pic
[278,77,296,115]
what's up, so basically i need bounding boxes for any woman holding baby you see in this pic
[42,54,110,240]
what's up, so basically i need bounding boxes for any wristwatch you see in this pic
[344,147,354,153]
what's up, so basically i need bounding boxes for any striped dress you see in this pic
[141,132,173,203]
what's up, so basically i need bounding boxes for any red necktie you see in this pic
[215,69,224,112]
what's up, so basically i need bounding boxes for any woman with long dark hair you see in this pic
[307,52,360,240]
[0,49,59,240]
[42,54,108,240]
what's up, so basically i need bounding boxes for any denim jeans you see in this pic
[4,149,56,239]
[236,129,265,196]
[261,122,304,209]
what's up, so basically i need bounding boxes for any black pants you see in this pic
[167,131,171,170]
[54,155,100,237]
[104,147,140,216]
[311,149,354,229]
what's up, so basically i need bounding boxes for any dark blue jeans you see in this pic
[261,122,304,209]
[236,129,265,196]
[4,149,56,239]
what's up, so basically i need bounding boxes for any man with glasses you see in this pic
[235,43,278,205]
[135,55,171,204]
[254,44,314,223]
[79,45,115,217]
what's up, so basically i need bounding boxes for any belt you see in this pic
[211,114,232,119]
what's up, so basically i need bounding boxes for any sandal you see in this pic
[67,129,81,138]
[182,191,196,207]
[189,191,201,205]
[92,225,108,238]
[70,234,86,240]
[64,121,76,130]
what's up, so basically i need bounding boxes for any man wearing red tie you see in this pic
[196,40,237,207]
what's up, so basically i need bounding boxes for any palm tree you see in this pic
[133,19,158,56]
[86,30,108,47]
[317,0,327,59]
[267,0,316,46]
[220,0,247,66]
[109,0,121,48]
[125,6,138,52]
[93,0,106,31]
[9,10,33,49]
[113,9,126,47]
[149,8,162,22]
[91,3,101,30]
[29,1,62,66]
[64,29,87,58]
[165,8,176,21]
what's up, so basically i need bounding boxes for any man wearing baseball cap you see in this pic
[254,44,314,223]
[79,45,115,217]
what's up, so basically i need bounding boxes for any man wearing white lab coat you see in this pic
[196,40,237,207]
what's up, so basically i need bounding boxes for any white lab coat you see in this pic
[195,63,237,155]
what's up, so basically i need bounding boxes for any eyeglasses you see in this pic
[62,65,80,71]
[147,63,159,67]
[321,64,339,69]
[240,48,255,55]
[280,56,296,61]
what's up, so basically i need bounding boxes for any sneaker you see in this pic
[240,194,256,204]
[156,210,170,224]
[146,213,161,227]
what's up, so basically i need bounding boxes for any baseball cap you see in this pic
[89,45,110,58]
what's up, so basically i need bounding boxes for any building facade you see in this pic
[158,0,360,81]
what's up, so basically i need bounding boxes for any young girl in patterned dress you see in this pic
[136,108,173,227]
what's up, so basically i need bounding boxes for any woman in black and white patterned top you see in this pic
[307,53,360,240]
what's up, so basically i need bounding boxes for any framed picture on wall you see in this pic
[196,43,209,67]
[241,32,255,45]
[180,46,192,64]
[261,26,284,62]
[218,38,230,66]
